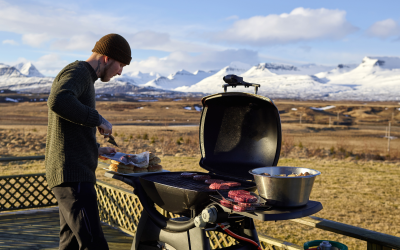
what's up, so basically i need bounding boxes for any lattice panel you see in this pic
[207,231,238,249]
[95,183,143,234]
[0,173,57,211]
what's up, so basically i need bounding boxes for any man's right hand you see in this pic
[98,115,112,138]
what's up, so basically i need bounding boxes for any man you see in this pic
[45,33,131,250]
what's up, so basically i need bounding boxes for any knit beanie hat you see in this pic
[92,34,132,65]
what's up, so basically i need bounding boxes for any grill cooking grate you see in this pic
[141,172,255,192]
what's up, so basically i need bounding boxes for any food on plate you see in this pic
[234,195,258,203]
[181,172,197,178]
[220,199,233,208]
[193,175,211,181]
[133,167,148,173]
[223,181,241,187]
[205,179,225,184]
[233,205,256,212]
[209,183,229,190]
[146,152,163,172]
[228,190,250,198]
[149,156,161,165]
[108,163,135,174]
[148,164,163,172]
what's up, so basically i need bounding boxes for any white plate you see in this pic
[103,168,170,177]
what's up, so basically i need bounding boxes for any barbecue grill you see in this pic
[105,75,323,250]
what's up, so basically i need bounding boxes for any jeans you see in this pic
[52,182,109,250]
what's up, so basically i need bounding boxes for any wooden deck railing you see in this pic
[0,155,399,249]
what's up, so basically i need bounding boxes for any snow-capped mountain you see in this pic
[2,56,400,101]
[113,71,161,85]
[0,63,53,92]
[262,63,335,75]
[175,63,251,93]
[14,62,44,77]
[142,69,216,90]
[0,64,26,78]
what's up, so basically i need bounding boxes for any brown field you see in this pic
[1,99,400,249]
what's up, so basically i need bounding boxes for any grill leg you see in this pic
[131,211,211,250]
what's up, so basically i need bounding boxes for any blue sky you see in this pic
[1,0,399,76]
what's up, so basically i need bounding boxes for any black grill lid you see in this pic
[199,92,282,180]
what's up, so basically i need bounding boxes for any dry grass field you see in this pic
[1,99,400,249]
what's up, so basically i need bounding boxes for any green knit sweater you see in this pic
[45,61,102,189]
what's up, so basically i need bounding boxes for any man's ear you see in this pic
[104,56,110,65]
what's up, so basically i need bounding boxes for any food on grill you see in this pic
[234,195,258,203]
[237,202,260,207]
[209,183,229,190]
[220,199,233,208]
[193,175,211,181]
[205,179,225,184]
[228,190,250,198]
[223,181,241,187]
[181,172,197,178]
[148,164,163,172]
[233,205,256,212]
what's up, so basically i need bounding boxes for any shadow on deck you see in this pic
[0,207,133,250]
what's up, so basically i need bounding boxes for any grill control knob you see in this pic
[202,207,217,223]
[194,215,207,228]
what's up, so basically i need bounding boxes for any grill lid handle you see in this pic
[222,74,260,94]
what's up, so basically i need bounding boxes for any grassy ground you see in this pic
[2,155,399,249]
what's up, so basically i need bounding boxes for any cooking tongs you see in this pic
[222,74,260,94]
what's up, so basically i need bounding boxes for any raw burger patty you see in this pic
[234,195,258,203]
[220,199,233,208]
[181,172,197,178]
[237,202,259,207]
[223,181,241,187]
[209,183,230,190]
[228,190,250,198]
[193,175,211,180]
[205,179,225,184]
[233,205,256,212]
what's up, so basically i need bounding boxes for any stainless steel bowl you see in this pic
[249,166,321,207]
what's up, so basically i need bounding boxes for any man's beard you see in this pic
[100,62,113,82]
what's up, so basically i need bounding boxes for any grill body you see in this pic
[139,171,256,215]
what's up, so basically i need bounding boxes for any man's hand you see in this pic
[98,115,112,138]
[98,147,116,157]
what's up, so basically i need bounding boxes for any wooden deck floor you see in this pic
[0,207,134,250]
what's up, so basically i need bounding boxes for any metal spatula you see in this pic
[107,135,118,147]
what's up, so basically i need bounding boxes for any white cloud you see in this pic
[2,39,18,45]
[33,54,69,76]
[366,19,400,39]
[0,0,219,53]
[214,7,358,45]
[125,49,259,75]
[22,33,51,47]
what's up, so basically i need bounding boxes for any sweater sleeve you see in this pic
[47,66,101,127]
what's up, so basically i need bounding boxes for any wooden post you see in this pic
[388,121,391,155]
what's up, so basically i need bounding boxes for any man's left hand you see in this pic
[98,147,116,157]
